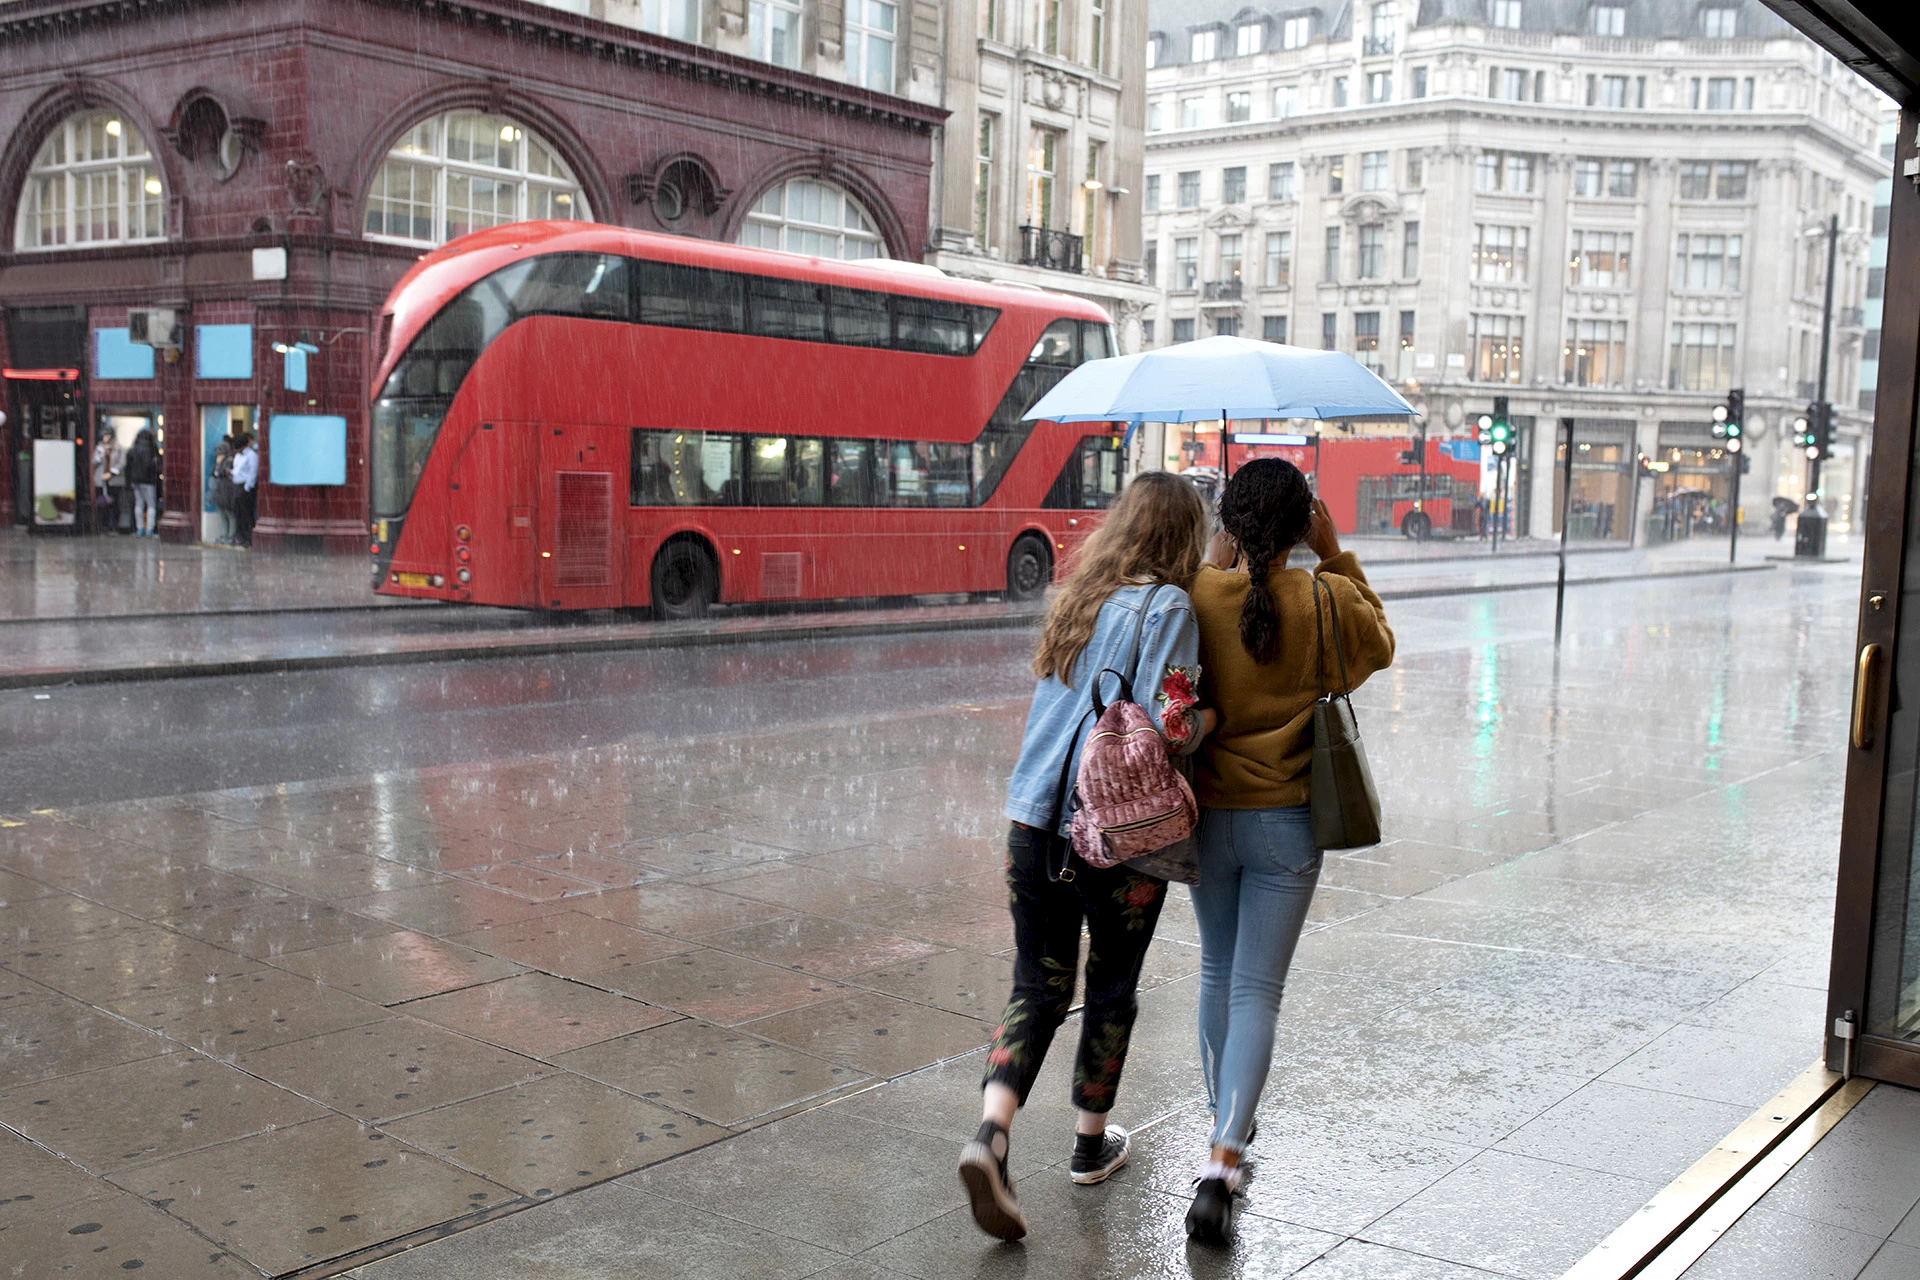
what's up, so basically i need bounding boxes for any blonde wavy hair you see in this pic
[1032,470,1208,683]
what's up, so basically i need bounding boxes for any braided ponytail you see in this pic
[1218,458,1315,663]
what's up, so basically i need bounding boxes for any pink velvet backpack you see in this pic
[1068,588,1198,869]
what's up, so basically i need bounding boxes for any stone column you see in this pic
[1634,156,1677,394]
[1533,154,1572,390]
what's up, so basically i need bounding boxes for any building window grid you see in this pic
[1475,150,1536,194]
[1669,322,1736,391]
[1590,4,1625,36]
[1143,173,1159,212]
[1190,28,1216,61]
[1264,315,1288,342]
[1490,0,1522,28]
[1564,319,1627,386]
[748,0,804,68]
[739,178,884,259]
[1405,151,1424,189]
[1174,237,1197,289]
[1082,143,1101,256]
[1181,97,1204,128]
[1264,231,1292,287]
[1675,233,1743,291]
[1411,66,1428,98]
[1700,6,1736,38]
[1273,85,1300,118]
[1177,170,1200,208]
[1401,220,1420,277]
[1367,72,1392,104]
[638,0,699,40]
[1679,160,1748,200]
[1353,310,1382,372]
[1357,224,1385,279]
[1281,15,1310,48]
[1333,76,1349,108]
[365,112,587,247]
[1227,91,1251,122]
[18,111,167,250]
[1472,224,1529,283]
[1322,312,1337,349]
[1568,230,1631,288]
[1218,233,1243,283]
[844,0,896,91]
[1323,225,1341,283]
[1026,129,1057,229]
[1088,0,1106,71]
[1269,161,1295,201]
[1472,313,1524,383]
[1173,317,1195,342]
[1236,21,1261,55]
[1360,151,1388,191]
[1222,166,1247,204]
[1328,155,1344,194]
[973,116,994,248]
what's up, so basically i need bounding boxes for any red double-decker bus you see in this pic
[368,222,1122,615]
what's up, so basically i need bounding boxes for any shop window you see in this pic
[365,111,587,247]
[16,110,166,250]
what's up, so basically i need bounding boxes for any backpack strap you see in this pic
[1040,585,1169,879]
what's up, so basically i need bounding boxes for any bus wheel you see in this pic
[1401,511,1431,541]
[1007,535,1052,602]
[651,540,718,620]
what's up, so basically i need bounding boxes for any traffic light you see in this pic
[1399,448,1420,465]
[1710,388,1745,453]
[1809,401,1832,460]
[1488,396,1512,456]
[1792,406,1815,452]
[1476,414,1494,445]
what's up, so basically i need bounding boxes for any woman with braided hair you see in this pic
[1181,457,1395,1244]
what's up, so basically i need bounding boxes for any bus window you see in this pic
[894,297,975,356]
[888,441,968,505]
[1042,436,1124,509]
[747,277,828,342]
[630,429,742,505]
[793,437,825,505]
[748,436,792,505]
[636,261,745,332]
[1029,320,1078,366]
[973,364,1068,503]
[1080,321,1114,362]
[828,287,890,347]
[828,439,877,505]
[493,253,631,322]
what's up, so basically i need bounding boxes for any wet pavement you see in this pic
[1677,1082,1920,1280]
[0,549,1866,1278]
[1,528,1779,689]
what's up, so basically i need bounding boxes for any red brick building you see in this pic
[0,0,940,549]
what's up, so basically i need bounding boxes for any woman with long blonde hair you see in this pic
[958,470,1218,1240]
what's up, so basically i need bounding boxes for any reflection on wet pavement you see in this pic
[0,560,1861,1277]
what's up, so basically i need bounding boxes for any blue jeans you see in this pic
[1190,805,1320,1152]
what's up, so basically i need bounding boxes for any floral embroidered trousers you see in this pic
[983,822,1168,1113]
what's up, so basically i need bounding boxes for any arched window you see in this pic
[15,111,166,250]
[737,179,886,259]
[364,111,589,246]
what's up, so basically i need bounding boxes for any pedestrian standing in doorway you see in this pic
[1182,459,1394,1244]
[211,432,238,544]
[91,430,121,534]
[230,432,259,547]
[125,426,161,537]
[959,471,1218,1241]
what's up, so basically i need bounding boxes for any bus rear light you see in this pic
[456,546,471,562]
[390,572,400,583]
[371,544,380,555]
[457,568,472,584]
[430,574,445,588]
[455,524,471,541]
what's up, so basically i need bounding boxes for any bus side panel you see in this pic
[537,424,626,611]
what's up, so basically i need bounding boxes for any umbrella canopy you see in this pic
[1023,336,1418,426]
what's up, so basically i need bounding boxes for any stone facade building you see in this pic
[922,0,1159,339]
[1140,0,1886,539]
[0,0,942,546]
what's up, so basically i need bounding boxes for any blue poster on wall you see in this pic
[93,329,154,380]
[196,325,253,380]
[268,414,347,486]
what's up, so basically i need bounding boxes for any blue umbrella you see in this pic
[1023,337,1417,434]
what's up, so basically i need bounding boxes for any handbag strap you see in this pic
[1312,574,1357,709]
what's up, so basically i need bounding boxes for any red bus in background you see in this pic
[369,222,1122,614]
[1175,433,1481,537]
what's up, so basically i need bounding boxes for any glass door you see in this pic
[1831,110,1920,1086]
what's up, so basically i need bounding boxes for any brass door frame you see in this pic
[1827,108,1920,1086]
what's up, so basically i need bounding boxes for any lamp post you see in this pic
[1796,213,1840,558]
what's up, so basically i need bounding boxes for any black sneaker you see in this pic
[1069,1125,1130,1185]
[1185,1175,1238,1246]
[959,1121,1028,1241]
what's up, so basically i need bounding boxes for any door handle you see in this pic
[1853,643,1882,750]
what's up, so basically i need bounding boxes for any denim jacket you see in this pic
[1004,582,1204,836]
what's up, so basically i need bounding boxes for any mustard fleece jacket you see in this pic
[1190,550,1395,810]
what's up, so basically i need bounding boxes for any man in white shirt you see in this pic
[231,433,259,547]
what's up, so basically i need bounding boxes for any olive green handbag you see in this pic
[1309,574,1382,851]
